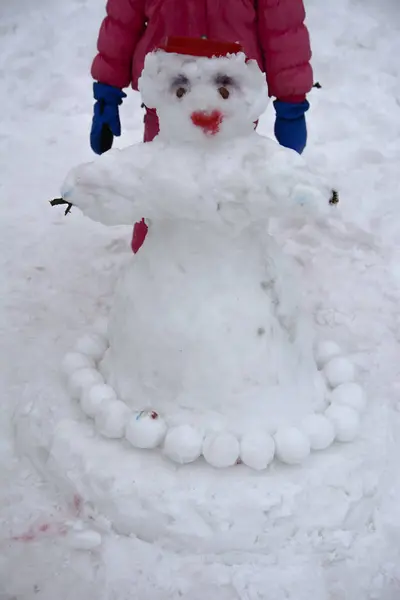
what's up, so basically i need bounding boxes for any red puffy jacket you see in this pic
[92,0,313,102]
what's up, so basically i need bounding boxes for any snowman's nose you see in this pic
[191,110,223,135]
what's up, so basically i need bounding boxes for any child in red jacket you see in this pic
[90,0,313,252]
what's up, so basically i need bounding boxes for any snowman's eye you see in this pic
[176,87,187,98]
[171,74,190,99]
[215,74,236,99]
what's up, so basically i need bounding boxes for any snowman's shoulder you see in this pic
[72,143,156,186]
[107,141,157,169]
[253,134,306,168]
[91,141,171,188]
[236,135,306,189]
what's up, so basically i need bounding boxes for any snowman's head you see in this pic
[139,37,269,144]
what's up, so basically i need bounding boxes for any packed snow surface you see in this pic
[2,0,400,598]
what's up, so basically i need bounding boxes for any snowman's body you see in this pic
[108,225,323,434]
[63,40,333,441]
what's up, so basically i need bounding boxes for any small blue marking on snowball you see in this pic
[63,188,72,199]
[294,195,307,206]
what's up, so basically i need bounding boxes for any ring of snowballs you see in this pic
[61,320,366,470]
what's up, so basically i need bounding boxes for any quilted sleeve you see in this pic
[91,0,146,88]
[257,0,313,101]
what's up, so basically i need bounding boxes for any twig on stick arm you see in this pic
[49,197,73,215]
[329,189,339,205]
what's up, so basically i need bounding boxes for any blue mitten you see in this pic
[274,99,310,155]
[90,82,127,155]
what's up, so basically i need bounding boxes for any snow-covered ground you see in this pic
[1,0,400,598]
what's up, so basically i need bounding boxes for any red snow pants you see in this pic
[131,108,160,254]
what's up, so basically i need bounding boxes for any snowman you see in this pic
[58,37,364,470]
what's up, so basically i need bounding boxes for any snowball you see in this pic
[66,530,102,550]
[68,368,104,400]
[126,411,167,449]
[324,357,356,388]
[81,384,117,418]
[92,317,109,339]
[325,404,360,442]
[314,340,342,369]
[330,382,366,413]
[61,352,94,377]
[95,400,130,439]
[163,425,203,464]
[74,333,108,362]
[202,432,240,468]
[239,432,275,470]
[301,414,335,451]
[274,427,311,465]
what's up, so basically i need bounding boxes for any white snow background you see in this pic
[1,0,400,598]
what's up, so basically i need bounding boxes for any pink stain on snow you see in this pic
[12,522,68,542]
[12,530,36,542]
[11,495,83,543]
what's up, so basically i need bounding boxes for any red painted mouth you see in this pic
[191,110,223,136]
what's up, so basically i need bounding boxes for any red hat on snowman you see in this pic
[139,33,267,140]
[156,36,246,136]
[158,36,244,59]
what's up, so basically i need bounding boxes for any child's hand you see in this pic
[90,83,126,155]
[273,99,309,155]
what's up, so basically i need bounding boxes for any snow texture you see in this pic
[323,356,357,388]
[2,0,400,598]
[330,381,367,413]
[68,368,103,400]
[274,427,311,464]
[314,339,342,368]
[239,432,276,470]
[202,432,241,468]
[325,404,361,443]
[81,383,117,418]
[301,414,336,450]
[62,352,94,377]
[163,425,204,464]
[74,332,108,362]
